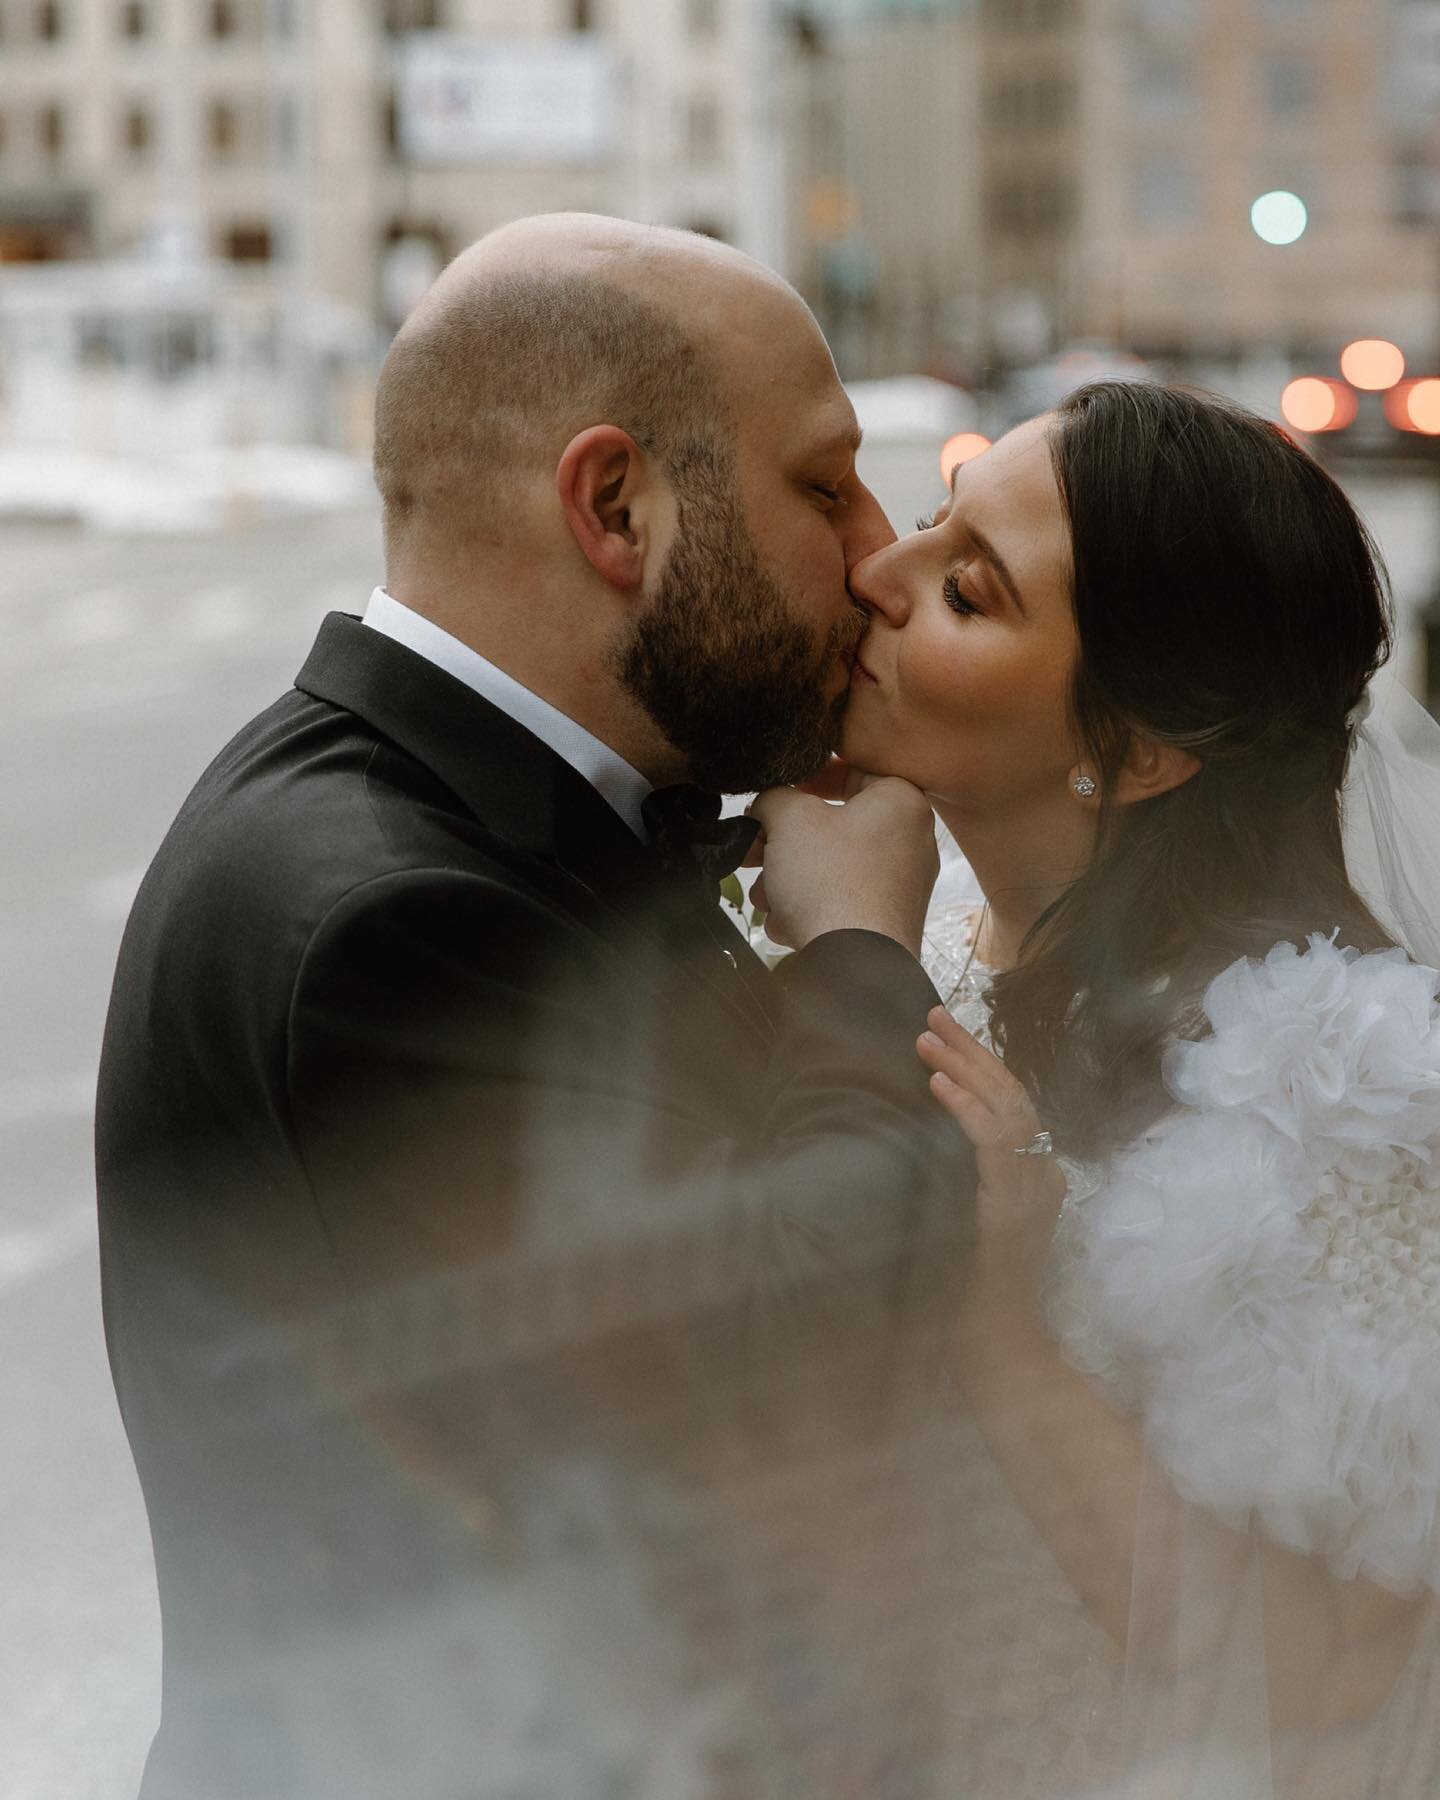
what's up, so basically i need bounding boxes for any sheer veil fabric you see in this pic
[1343,667,1440,971]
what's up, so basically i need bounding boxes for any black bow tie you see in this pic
[641,784,760,889]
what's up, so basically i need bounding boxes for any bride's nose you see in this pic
[847,541,913,628]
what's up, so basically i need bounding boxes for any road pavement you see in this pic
[0,503,383,1800]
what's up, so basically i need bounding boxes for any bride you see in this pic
[760,380,1440,1797]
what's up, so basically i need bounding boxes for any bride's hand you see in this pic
[917,1005,1065,1287]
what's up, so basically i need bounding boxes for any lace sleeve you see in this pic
[1046,935,1440,1596]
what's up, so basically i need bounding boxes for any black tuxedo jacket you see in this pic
[96,613,976,1799]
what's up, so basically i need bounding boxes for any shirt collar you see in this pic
[362,588,652,840]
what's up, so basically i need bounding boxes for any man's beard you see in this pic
[613,483,866,793]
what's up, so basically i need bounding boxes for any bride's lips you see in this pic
[850,654,878,685]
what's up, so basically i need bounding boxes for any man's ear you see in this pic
[1111,734,1201,807]
[556,425,665,593]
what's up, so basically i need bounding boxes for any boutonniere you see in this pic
[718,873,790,967]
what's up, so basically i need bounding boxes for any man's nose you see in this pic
[841,476,898,575]
[847,534,912,628]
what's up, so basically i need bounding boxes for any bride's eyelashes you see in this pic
[910,506,980,610]
[942,572,980,617]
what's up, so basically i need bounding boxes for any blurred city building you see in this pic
[3,0,1440,550]
[785,0,1440,383]
[0,0,786,319]
[3,0,1439,379]
[0,0,799,466]
[780,2,984,382]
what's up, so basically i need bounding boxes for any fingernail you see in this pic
[930,1070,955,1090]
[919,1031,945,1051]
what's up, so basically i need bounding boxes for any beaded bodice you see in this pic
[920,900,996,1045]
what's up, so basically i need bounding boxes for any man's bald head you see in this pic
[372,214,810,561]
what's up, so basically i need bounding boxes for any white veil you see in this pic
[1342,669,1440,971]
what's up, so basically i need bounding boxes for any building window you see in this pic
[383,0,437,30]
[991,72,1073,133]
[1134,151,1196,228]
[989,0,1071,28]
[987,170,1075,235]
[1264,54,1314,118]
[224,223,272,262]
[572,0,592,29]
[39,101,65,158]
[1396,149,1440,226]
[1134,0,1195,26]
[35,0,62,38]
[687,92,722,168]
[120,0,145,36]
[0,112,7,158]
[122,104,153,155]
[208,98,238,158]
[1132,47,1191,119]
[209,0,234,35]
[381,87,399,154]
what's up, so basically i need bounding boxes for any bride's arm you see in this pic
[919,1005,1429,1730]
[953,1252,1425,1729]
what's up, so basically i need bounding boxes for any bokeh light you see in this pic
[1340,339,1405,391]
[939,432,992,483]
[1280,377,1355,434]
[1250,190,1309,246]
[1386,377,1440,435]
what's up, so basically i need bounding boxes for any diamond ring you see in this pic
[1013,1130,1054,1158]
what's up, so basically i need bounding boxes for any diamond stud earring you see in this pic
[1072,774,1097,799]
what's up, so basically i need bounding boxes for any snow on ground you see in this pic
[0,444,376,533]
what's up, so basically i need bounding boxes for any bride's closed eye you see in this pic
[941,571,980,617]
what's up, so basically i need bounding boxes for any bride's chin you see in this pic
[839,720,891,773]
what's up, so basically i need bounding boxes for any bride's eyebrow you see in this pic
[966,525,1026,615]
[937,468,1027,613]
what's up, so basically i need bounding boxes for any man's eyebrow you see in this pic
[800,423,864,471]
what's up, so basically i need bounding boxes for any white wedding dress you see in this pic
[918,849,1440,1799]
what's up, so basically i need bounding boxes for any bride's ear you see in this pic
[1110,735,1201,808]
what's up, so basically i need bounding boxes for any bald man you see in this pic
[97,217,976,1799]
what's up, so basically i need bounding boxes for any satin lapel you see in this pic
[296,612,569,860]
[295,613,775,1039]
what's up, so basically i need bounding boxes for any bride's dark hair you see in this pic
[988,380,1396,1156]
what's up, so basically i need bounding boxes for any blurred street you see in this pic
[2,444,1437,1799]
[0,502,382,1800]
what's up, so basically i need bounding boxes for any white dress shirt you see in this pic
[361,587,653,840]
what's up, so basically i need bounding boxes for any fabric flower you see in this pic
[1051,940,1440,1596]
[1164,935,1440,1162]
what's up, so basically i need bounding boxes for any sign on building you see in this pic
[395,36,618,166]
